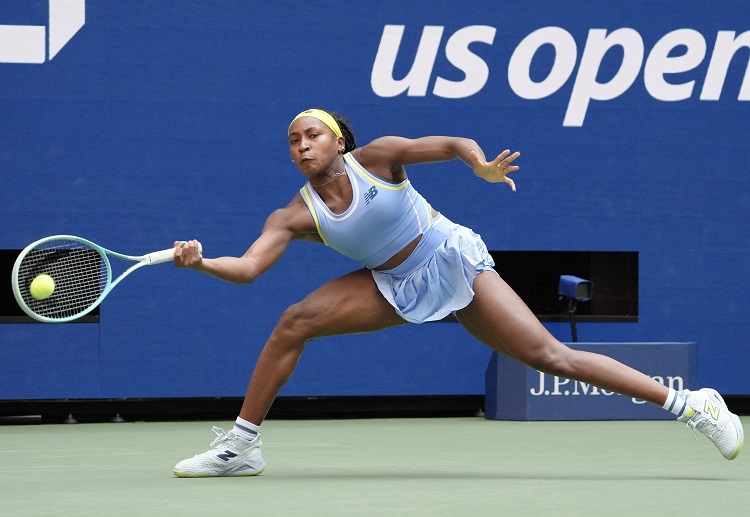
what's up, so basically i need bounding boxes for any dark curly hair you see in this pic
[330,112,356,154]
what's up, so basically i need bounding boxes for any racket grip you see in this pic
[146,242,203,265]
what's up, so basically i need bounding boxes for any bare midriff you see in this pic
[373,208,439,271]
[373,234,422,271]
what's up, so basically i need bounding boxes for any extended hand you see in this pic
[173,239,203,269]
[470,149,520,191]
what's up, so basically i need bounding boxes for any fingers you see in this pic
[485,149,520,190]
[173,239,203,268]
[491,149,511,165]
[493,150,520,166]
[475,148,521,189]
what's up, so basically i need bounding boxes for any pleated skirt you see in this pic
[371,214,496,324]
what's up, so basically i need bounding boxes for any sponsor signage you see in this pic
[485,343,696,420]
[371,24,750,126]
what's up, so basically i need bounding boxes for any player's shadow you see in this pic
[266,468,730,482]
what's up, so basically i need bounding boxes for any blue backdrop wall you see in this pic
[1,1,748,399]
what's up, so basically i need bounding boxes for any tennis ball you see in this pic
[29,274,55,300]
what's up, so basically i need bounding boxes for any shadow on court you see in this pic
[263,469,733,482]
[0,418,747,516]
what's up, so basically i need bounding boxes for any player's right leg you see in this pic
[174,268,407,477]
[236,267,407,427]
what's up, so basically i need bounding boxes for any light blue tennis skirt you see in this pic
[371,214,496,324]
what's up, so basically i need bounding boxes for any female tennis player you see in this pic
[171,109,742,477]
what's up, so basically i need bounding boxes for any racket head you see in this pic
[11,235,112,323]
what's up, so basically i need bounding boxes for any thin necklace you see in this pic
[310,170,346,188]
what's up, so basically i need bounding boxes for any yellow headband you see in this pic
[289,109,342,138]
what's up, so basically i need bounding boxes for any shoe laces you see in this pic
[209,426,229,447]
[686,412,724,440]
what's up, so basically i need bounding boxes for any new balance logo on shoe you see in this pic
[174,427,266,477]
[217,450,238,462]
[704,400,721,420]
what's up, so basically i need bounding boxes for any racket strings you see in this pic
[16,239,108,320]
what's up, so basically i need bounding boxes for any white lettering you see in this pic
[552,376,570,395]
[529,370,546,396]
[531,372,684,405]
[572,381,601,396]
[49,0,86,60]
[0,0,85,64]
[370,24,750,126]
[433,25,496,98]
[0,25,45,63]
[632,375,684,404]
[667,376,684,391]
[509,27,577,99]
[564,28,644,127]
[701,30,750,100]
[645,29,706,101]
[371,25,444,97]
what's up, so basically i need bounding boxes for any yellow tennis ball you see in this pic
[30,274,55,300]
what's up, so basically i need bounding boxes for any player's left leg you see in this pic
[455,271,743,459]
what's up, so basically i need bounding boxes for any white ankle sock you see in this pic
[662,388,688,417]
[233,417,260,442]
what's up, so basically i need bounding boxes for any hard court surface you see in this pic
[0,417,748,516]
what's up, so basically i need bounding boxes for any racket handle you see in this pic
[145,242,203,265]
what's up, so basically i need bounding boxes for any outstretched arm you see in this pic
[354,136,520,191]
[173,194,319,284]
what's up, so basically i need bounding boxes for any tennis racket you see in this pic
[11,235,201,323]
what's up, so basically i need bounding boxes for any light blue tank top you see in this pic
[300,153,434,269]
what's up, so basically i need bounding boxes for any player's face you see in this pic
[288,117,343,175]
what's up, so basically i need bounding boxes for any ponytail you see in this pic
[331,112,356,153]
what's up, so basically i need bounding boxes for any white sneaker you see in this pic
[678,388,744,460]
[174,426,266,477]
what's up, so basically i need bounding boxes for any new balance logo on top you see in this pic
[216,450,238,462]
[364,185,378,205]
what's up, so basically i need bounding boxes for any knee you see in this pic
[274,301,320,343]
[524,340,577,378]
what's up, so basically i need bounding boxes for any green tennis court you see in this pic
[1,417,747,516]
